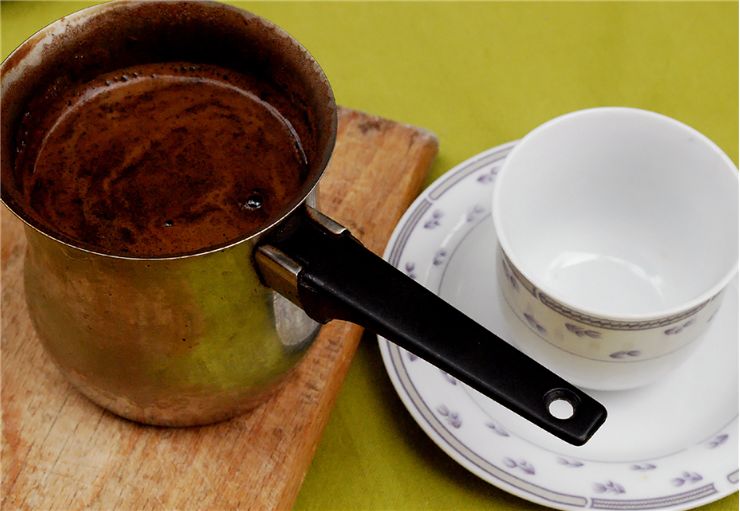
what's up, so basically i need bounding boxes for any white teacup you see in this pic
[493,107,738,391]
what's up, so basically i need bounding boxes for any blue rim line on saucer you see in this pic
[377,142,738,511]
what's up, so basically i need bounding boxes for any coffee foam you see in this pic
[1,1,337,256]
[17,63,307,256]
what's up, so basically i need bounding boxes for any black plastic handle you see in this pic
[265,209,607,445]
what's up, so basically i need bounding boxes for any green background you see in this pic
[2,2,737,510]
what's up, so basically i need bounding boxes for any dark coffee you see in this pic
[14,62,307,256]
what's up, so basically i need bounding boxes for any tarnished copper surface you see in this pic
[22,220,321,425]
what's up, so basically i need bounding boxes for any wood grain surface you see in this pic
[1,107,438,510]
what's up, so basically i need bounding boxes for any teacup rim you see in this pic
[491,106,739,322]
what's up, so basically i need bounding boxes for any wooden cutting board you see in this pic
[1,107,438,510]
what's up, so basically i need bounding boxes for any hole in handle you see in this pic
[544,388,580,420]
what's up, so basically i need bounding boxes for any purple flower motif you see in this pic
[424,210,443,229]
[440,370,457,385]
[631,463,657,471]
[664,318,696,335]
[476,166,499,184]
[486,421,510,437]
[593,481,626,494]
[707,434,729,449]
[565,323,602,339]
[503,457,535,475]
[404,262,417,280]
[465,204,486,222]
[557,457,585,468]
[609,350,641,359]
[671,471,703,487]
[433,249,447,266]
[436,404,462,429]
[501,259,519,291]
[523,312,547,335]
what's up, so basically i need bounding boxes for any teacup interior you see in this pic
[495,108,738,317]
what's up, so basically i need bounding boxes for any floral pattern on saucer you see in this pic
[377,142,738,511]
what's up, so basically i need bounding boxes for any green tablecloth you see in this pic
[2,2,737,510]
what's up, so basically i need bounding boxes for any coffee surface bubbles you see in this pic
[15,62,307,256]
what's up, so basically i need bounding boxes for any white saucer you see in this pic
[377,142,738,511]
